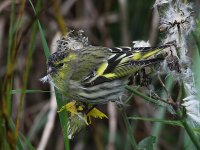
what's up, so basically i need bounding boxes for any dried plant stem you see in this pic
[50,0,67,35]
[37,85,57,150]
[107,102,117,150]
[118,0,129,45]
[3,0,26,148]
[149,8,159,45]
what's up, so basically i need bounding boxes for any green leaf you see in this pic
[128,117,182,127]
[151,75,174,137]
[19,133,36,150]
[8,118,31,150]
[28,0,50,58]
[122,111,138,150]
[192,128,200,135]
[192,21,200,99]
[138,136,156,150]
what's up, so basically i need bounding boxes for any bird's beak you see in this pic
[48,67,52,74]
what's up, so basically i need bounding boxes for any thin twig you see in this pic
[157,74,170,98]
[157,74,175,104]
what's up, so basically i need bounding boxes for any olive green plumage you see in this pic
[45,32,172,104]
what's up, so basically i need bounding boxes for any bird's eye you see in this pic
[57,63,64,68]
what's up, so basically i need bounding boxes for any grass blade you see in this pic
[28,1,70,149]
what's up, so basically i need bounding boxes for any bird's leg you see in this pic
[85,104,98,115]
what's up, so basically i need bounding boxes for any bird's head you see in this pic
[47,50,78,77]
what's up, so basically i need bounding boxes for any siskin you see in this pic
[42,30,173,104]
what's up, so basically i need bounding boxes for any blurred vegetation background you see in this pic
[0,0,200,150]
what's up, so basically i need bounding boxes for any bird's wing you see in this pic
[107,42,172,61]
[80,42,175,86]
[81,51,163,87]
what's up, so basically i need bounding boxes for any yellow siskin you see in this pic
[42,30,173,104]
